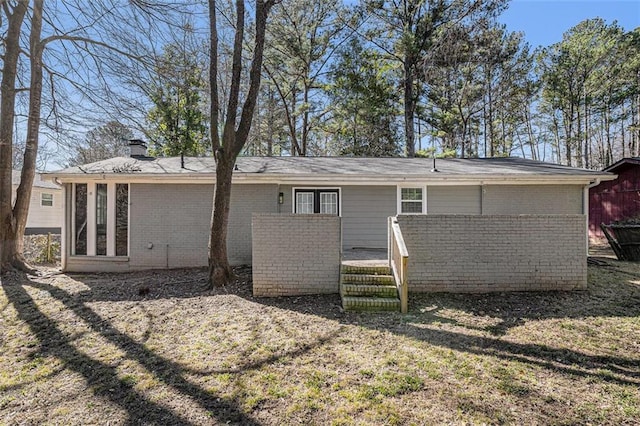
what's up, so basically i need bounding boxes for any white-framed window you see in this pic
[71,182,129,257]
[296,191,314,214]
[398,186,426,214]
[41,193,53,207]
[319,192,338,214]
[293,188,340,215]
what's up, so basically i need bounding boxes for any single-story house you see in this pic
[12,170,63,235]
[589,158,640,241]
[46,149,614,299]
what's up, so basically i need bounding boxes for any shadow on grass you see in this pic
[61,267,212,303]
[2,271,337,425]
[3,279,202,425]
[7,259,639,423]
[252,261,640,388]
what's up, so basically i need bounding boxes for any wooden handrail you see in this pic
[388,217,408,313]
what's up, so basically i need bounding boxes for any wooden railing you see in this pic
[388,216,409,313]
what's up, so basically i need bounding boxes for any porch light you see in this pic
[278,192,284,204]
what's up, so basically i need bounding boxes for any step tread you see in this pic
[341,283,398,297]
[341,265,391,274]
[341,283,397,289]
[342,296,400,302]
[342,296,401,312]
[342,273,394,279]
[341,274,395,285]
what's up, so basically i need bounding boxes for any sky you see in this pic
[499,0,640,47]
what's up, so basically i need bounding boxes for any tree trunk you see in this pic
[302,80,310,156]
[403,59,416,157]
[11,0,44,272]
[583,92,589,169]
[208,153,235,286]
[0,1,28,272]
[207,0,275,287]
[487,70,494,157]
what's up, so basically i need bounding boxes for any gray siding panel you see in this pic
[280,185,395,250]
[130,184,213,269]
[427,186,481,214]
[342,186,396,249]
[228,184,278,264]
[128,183,276,270]
[483,185,583,215]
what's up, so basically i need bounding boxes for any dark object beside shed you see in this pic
[600,223,640,261]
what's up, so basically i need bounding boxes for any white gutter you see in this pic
[45,172,616,186]
[587,177,603,188]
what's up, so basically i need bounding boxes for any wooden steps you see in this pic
[340,265,400,312]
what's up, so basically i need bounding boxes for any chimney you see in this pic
[129,139,148,158]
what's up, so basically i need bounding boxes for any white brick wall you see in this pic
[252,214,341,296]
[396,215,587,292]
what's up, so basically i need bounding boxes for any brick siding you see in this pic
[396,215,587,292]
[252,214,341,296]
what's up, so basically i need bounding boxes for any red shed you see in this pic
[589,158,640,240]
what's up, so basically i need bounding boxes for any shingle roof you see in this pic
[49,155,611,179]
[12,170,61,189]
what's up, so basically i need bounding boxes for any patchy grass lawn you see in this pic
[1,259,639,425]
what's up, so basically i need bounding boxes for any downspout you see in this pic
[58,179,67,271]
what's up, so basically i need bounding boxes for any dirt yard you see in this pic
[1,256,639,425]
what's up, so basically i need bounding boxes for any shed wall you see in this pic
[589,165,640,239]
[397,214,587,292]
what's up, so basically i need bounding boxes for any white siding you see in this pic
[12,185,63,231]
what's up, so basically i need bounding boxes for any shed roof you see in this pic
[12,170,61,190]
[46,156,614,184]
[603,157,640,173]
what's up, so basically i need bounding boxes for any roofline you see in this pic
[603,157,640,172]
[44,171,616,186]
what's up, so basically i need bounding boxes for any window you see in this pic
[294,189,339,215]
[74,184,87,255]
[296,191,314,214]
[41,193,53,207]
[115,184,128,256]
[400,187,424,214]
[72,182,129,257]
[96,184,108,255]
[320,192,338,215]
